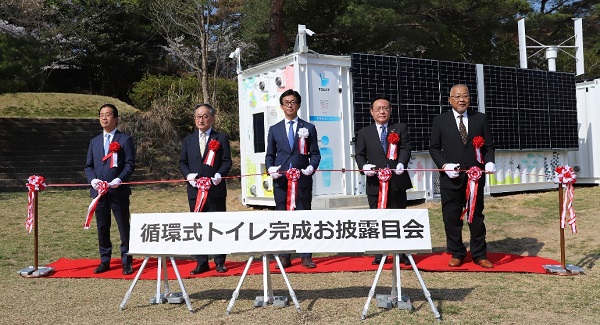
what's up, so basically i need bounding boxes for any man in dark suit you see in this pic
[429,84,496,268]
[84,104,136,275]
[355,96,413,265]
[180,103,232,274]
[265,89,321,269]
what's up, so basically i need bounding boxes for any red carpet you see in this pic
[45,253,559,280]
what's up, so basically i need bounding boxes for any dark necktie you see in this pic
[288,121,295,149]
[459,115,467,145]
[380,125,387,151]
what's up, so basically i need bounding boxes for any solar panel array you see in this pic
[350,53,578,151]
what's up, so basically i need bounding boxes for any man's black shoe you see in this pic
[190,263,210,275]
[400,254,410,266]
[122,263,133,275]
[216,264,228,273]
[94,262,110,274]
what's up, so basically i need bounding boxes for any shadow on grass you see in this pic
[576,254,600,270]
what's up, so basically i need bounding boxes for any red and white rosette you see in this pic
[203,139,220,166]
[297,127,309,155]
[286,168,301,210]
[554,165,577,233]
[460,166,482,224]
[377,167,393,209]
[84,181,108,229]
[25,175,47,233]
[473,136,484,164]
[102,142,120,168]
[386,132,400,160]
[193,177,213,212]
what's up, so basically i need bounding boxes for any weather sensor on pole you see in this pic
[518,18,584,76]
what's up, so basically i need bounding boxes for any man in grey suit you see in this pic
[429,84,496,268]
[355,95,412,265]
[84,104,136,275]
[265,89,321,269]
[180,103,232,274]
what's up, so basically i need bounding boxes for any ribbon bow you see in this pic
[26,175,47,233]
[554,165,577,233]
[204,140,221,166]
[460,166,482,224]
[102,142,120,168]
[194,177,213,212]
[84,181,109,229]
[377,167,393,209]
[286,168,301,210]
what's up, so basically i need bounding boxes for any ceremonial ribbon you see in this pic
[473,136,484,164]
[203,140,220,166]
[102,142,120,168]
[386,132,400,160]
[193,177,213,212]
[298,127,309,155]
[286,168,301,210]
[460,166,482,224]
[377,167,392,209]
[25,175,47,233]
[84,181,108,229]
[554,165,577,233]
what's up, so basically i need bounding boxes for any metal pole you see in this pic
[559,185,566,269]
[33,190,39,271]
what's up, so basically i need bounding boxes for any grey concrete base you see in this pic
[312,195,368,209]
[254,296,289,307]
[18,266,54,277]
[376,294,412,310]
[543,264,585,275]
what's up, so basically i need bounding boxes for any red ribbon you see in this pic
[386,132,400,160]
[460,166,482,224]
[298,137,308,155]
[473,136,484,164]
[102,142,120,168]
[554,165,577,233]
[286,168,301,210]
[193,177,213,212]
[25,175,47,233]
[84,181,108,229]
[203,140,220,166]
[377,168,392,209]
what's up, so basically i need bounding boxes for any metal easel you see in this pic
[226,254,301,315]
[119,256,193,312]
[361,253,441,321]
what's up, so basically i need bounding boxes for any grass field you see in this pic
[1,183,599,325]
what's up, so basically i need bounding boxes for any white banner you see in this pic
[129,209,431,256]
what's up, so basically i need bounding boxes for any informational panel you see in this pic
[308,65,344,194]
[129,209,432,256]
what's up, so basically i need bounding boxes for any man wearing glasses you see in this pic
[180,103,232,274]
[85,104,136,275]
[429,84,496,268]
[265,89,321,269]
[354,96,412,266]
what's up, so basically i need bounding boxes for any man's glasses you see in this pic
[282,101,298,106]
[450,94,469,100]
[194,114,211,120]
[371,107,391,112]
[99,113,114,118]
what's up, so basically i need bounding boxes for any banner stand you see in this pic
[226,254,301,315]
[19,189,54,278]
[119,256,193,312]
[361,253,440,321]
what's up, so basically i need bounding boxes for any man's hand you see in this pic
[108,178,122,188]
[211,173,222,185]
[485,162,496,174]
[394,163,405,175]
[90,179,100,190]
[268,166,281,179]
[301,165,314,176]
[363,164,376,177]
[444,163,460,178]
[186,173,198,187]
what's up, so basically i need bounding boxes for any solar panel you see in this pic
[350,53,578,152]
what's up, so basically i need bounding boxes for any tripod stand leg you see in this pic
[162,257,170,296]
[120,256,150,310]
[169,257,193,313]
[361,255,387,319]
[226,256,254,315]
[275,256,301,312]
[406,254,441,320]
[391,254,402,306]
[263,255,274,306]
